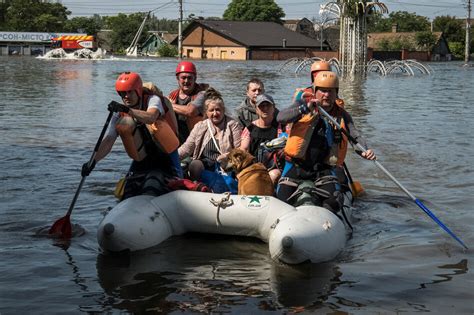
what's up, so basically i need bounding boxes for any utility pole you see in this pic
[465,0,471,64]
[178,0,183,59]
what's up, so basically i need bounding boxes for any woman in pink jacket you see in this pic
[178,88,242,180]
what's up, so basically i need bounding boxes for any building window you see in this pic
[202,50,208,59]
[187,49,193,58]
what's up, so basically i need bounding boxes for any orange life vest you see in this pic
[115,84,180,161]
[168,83,208,131]
[284,91,348,167]
[284,113,319,160]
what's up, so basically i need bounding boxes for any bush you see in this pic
[449,42,464,59]
[158,43,178,57]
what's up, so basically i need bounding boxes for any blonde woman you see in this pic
[178,88,242,181]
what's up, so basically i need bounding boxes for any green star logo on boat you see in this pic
[249,196,262,204]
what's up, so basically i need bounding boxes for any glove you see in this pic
[108,101,130,113]
[294,90,314,105]
[307,99,320,112]
[81,160,96,177]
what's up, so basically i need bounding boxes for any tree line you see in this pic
[0,0,471,58]
[0,0,181,54]
[367,11,472,58]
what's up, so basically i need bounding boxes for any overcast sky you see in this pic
[60,0,470,20]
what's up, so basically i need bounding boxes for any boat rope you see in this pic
[209,192,234,226]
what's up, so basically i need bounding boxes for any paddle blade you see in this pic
[351,181,364,197]
[48,215,72,239]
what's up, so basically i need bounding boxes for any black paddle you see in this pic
[49,106,114,238]
[317,104,468,250]
[343,162,364,197]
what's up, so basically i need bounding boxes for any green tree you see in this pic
[148,16,179,32]
[4,0,70,31]
[376,38,390,50]
[367,10,430,33]
[157,43,178,57]
[103,13,150,53]
[390,37,415,50]
[415,31,437,51]
[388,11,430,32]
[64,15,103,35]
[449,42,464,58]
[223,0,285,24]
[432,15,464,42]
[0,0,11,29]
[367,12,391,33]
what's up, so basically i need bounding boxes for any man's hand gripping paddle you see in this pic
[49,104,115,238]
[317,104,468,250]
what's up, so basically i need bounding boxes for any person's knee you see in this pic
[188,160,204,180]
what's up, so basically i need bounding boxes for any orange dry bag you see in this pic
[147,119,180,154]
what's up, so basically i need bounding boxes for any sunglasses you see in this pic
[179,75,194,81]
[118,91,133,98]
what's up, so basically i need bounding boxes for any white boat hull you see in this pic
[97,191,352,264]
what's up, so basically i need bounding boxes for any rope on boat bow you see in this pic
[210,192,234,226]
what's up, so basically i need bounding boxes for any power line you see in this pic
[384,0,463,8]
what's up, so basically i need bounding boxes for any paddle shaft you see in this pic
[343,162,355,185]
[317,105,468,250]
[65,110,114,217]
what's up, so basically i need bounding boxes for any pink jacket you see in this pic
[178,115,242,160]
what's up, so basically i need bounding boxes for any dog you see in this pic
[223,148,274,196]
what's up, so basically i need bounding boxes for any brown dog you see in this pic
[224,148,274,196]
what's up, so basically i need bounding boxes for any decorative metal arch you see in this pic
[281,58,431,77]
[279,57,342,75]
[366,59,432,76]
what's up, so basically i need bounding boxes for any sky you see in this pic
[60,0,470,20]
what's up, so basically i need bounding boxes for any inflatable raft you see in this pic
[97,190,353,264]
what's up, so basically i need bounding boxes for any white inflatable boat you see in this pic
[97,190,353,264]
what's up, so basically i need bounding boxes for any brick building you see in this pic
[171,20,328,60]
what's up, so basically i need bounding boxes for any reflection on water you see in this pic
[419,259,468,288]
[96,234,344,312]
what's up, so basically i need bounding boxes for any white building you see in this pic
[0,31,86,56]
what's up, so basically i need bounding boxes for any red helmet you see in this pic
[115,72,143,98]
[175,61,197,76]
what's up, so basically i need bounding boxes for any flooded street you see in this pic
[1,56,473,314]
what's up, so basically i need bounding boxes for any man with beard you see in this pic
[276,71,375,212]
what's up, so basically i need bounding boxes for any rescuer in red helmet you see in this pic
[168,61,209,143]
[80,71,182,200]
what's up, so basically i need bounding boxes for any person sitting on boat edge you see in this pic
[81,71,182,200]
[178,87,242,192]
[240,93,287,185]
[276,71,375,213]
[235,78,279,128]
[168,61,209,144]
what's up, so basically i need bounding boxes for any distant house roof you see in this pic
[368,31,444,50]
[283,18,311,31]
[172,20,326,49]
[161,33,177,44]
[283,18,317,39]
